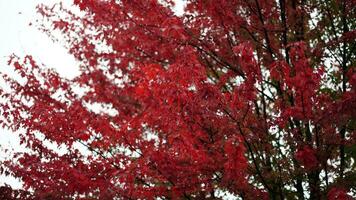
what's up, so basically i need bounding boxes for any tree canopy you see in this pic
[0,0,355,199]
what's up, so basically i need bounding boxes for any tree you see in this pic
[0,0,355,199]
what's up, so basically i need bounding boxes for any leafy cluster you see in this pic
[0,0,355,199]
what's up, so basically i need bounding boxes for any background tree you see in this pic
[0,0,355,199]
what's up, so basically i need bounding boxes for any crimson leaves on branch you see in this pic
[0,0,355,199]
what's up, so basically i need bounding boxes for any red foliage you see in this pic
[328,187,353,200]
[0,0,355,199]
[295,146,318,170]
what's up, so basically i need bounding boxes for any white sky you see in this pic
[0,0,79,78]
